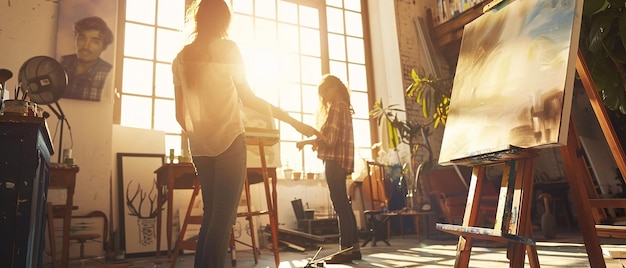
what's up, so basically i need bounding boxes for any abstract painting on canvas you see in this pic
[439,0,583,165]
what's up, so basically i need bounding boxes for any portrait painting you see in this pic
[56,0,116,101]
[439,0,583,165]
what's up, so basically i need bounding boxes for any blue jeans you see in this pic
[192,134,246,268]
[325,160,359,250]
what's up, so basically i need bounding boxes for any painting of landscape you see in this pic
[439,0,583,165]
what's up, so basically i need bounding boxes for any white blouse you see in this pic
[172,39,246,157]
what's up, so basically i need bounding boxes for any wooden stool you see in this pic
[47,165,79,268]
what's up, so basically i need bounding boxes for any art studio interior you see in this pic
[2,0,626,267]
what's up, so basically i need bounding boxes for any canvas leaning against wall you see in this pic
[438,0,583,165]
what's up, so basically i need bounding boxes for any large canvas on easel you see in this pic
[439,0,583,165]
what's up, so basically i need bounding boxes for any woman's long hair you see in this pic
[184,0,231,44]
[317,74,354,128]
[181,0,232,88]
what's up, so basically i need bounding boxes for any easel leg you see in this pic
[453,166,486,267]
[509,157,537,267]
[560,120,606,267]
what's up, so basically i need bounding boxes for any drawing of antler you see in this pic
[126,180,163,219]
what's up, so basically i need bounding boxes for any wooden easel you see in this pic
[436,49,626,268]
[434,0,626,265]
[437,148,542,267]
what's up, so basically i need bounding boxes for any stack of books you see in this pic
[437,0,486,24]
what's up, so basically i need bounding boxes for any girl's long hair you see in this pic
[317,74,354,128]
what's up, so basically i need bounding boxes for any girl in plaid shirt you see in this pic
[297,74,360,263]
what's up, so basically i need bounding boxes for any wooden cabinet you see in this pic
[0,115,54,268]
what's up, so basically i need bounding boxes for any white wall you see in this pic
[1,0,115,216]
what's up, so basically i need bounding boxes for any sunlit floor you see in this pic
[70,230,626,268]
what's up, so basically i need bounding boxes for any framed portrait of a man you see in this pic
[56,0,116,102]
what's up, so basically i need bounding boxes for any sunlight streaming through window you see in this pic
[118,0,373,173]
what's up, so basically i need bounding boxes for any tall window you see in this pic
[116,0,373,177]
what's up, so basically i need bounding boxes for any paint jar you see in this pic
[2,99,28,116]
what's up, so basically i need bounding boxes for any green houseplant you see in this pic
[580,0,626,113]
[370,68,453,210]
[580,0,626,144]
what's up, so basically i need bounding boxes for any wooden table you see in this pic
[48,164,79,268]
[154,163,278,259]
[154,162,197,258]
[383,209,437,241]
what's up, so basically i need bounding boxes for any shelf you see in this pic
[426,0,491,73]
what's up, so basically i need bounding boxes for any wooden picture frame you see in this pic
[116,153,166,257]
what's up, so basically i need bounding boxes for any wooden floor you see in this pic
[64,230,626,268]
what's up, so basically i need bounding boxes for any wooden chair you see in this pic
[424,165,498,226]
[361,161,391,246]
[46,207,108,267]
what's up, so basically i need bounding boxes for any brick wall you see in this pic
[394,0,447,165]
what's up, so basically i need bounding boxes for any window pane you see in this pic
[328,34,346,61]
[356,148,372,163]
[345,11,363,37]
[280,120,302,141]
[326,7,344,34]
[329,60,347,82]
[344,0,361,12]
[280,141,300,169]
[278,1,297,24]
[122,58,153,96]
[326,0,342,8]
[278,23,299,53]
[120,95,152,129]
[346,37,365,64]
[154,99,179,133]
[127,0,155,24]
[156,28,183,62]
[155,63,174,98]
[124,23,155,59]
[256,0,276,19]
[348,63,367,91]
[165,134,183,157]
[158,1,184,29]
[232,0,253,15]
[302,113,315,128]
[303,149,322,173]
[300,27,320,56]
[353,119,372,148]
[302,84,318,114]
[280,84,301,112]
[285,54,301,83]
[351,91,369,119]
[301,56,321,85]
[231,14,255,44]
[255,18,277,49]
[299,5,319,28]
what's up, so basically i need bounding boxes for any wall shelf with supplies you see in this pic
[426,0,490,73]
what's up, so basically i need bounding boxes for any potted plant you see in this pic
[370,68,453,211]
[580,0,626,143]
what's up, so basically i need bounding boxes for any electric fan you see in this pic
[19,56,70,163]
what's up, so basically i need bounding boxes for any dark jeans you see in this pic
[325,160,359,250]
[192,134,247,268]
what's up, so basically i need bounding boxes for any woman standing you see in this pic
[172,1,318,267]
[297,74,360,264]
